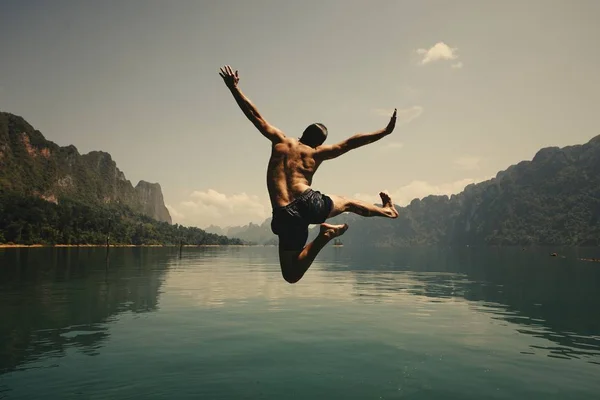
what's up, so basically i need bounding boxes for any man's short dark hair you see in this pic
[300,123,328,148]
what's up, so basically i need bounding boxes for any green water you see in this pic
[0,246,599,399]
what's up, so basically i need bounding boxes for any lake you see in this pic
[1,246,599,399]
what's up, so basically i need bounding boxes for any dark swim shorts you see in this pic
[271,189,333,251]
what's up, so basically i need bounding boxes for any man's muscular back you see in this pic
[267,137,322,208]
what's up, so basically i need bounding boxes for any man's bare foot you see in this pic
[320,223,349,239]
[379,192,399,218]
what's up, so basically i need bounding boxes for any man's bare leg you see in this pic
[278,193,397,283]
[279,223,348,284]
[328,192,399,219]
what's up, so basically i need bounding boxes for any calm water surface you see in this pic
[1,246,599,399]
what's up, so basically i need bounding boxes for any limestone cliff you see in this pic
[0,111,172,224]
[135,181,172,224]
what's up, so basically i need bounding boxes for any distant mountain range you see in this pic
[205,219,280,245]
[210,135,600,246]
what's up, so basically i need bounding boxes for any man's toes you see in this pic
[379,192,393,207]
[331,224,349,237]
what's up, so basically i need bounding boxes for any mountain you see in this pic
[135,180,171,224]
[205,219,279,245]
[0,111,171,223]
[0,111,244,246]
[218,135,600,247]
[326,135,600,246]
[204,224,226,236]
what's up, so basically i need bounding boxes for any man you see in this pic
[219,65,399,284]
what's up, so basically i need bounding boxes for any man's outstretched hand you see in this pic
[219,65,239,89]
[385,108,397,135]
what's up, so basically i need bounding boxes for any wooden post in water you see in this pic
[178,224,183,259]
[105,217,112,262]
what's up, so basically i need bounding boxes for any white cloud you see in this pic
[373,106,424,124]
[352,178,482,207]
[451,62,464,69]
[416,42,460,66]
[177,189,269,228]
[453,156,481,171]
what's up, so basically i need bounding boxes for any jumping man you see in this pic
[219,65,399,284]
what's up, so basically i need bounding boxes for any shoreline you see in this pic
[0,244,256,248]
[1,245,598,261]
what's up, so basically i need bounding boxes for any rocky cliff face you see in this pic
[135,181,172,224]
[0,111,172,224]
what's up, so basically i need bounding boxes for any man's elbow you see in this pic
[340,141,357,154]
[329,144,350,159]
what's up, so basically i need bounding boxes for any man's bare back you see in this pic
[267,137,322,208]
[219,65,399,283]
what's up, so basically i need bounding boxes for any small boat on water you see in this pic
[332,239,343,247]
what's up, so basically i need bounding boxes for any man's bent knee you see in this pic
[279,252,302,284]
[328,194,350,218]
[280,264,301,284]
[282,272,301,284]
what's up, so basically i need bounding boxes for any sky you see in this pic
[1,0,599,228]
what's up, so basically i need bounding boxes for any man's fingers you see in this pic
[219,65,239,84]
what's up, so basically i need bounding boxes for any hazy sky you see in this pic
[2,0,599,228]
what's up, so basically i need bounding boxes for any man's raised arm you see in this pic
[219,65,285,143]
[315,109,397,160]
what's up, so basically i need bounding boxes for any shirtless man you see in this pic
[219,65,399,283]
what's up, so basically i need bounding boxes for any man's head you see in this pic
[299,123,328,148]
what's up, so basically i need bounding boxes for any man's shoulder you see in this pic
[273,137,319,157]
[273,136,298,148]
